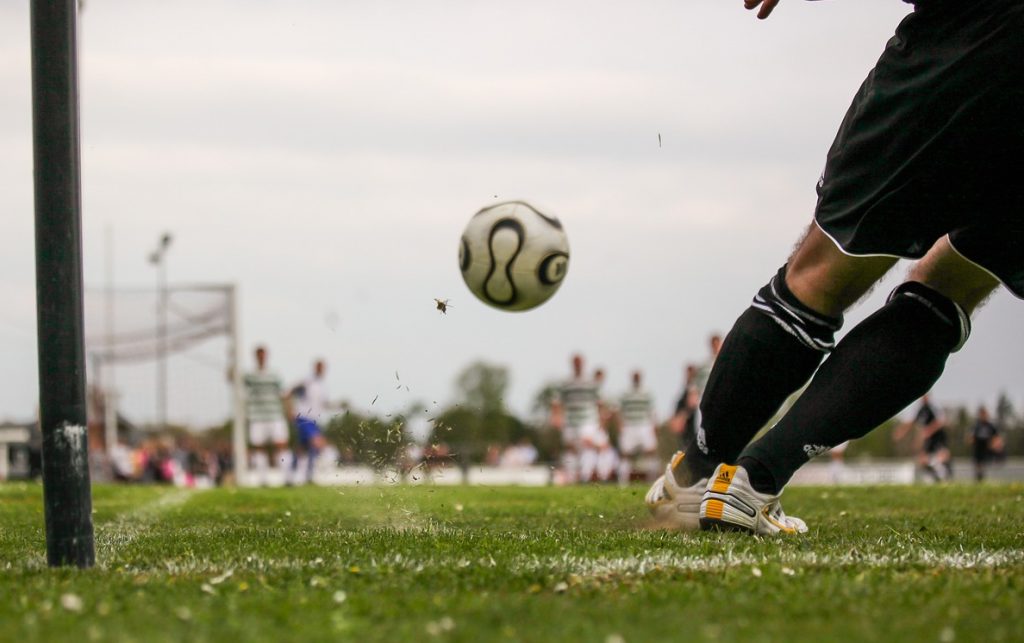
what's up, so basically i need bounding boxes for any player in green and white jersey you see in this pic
[617,370,658,484]
[550,354,603,484]
[243,345,289,485]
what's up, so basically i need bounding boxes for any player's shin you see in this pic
[739,281,971,494]
[688,265,840,481]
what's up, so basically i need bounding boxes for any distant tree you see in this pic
[428,361,532,464]
[455,361,509,415]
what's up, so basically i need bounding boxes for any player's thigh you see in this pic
[785,223,897,317]
[909,236,1001,313]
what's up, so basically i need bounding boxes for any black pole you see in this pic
[30,0,95,568]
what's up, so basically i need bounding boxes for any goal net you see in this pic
[83,284,247,479]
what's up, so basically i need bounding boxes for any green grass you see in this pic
[1,482,1022,642]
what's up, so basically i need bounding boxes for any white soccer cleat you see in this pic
[699,464,808,535]
[645,452,707,531]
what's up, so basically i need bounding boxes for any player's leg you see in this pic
[641,428,660,481]
[828,441,848,484]
[597,444,618,483]
[933,440,953,481]
[920,445,941,483]
[248,421,270,485]
[706,0,1020,531]
[268,419,290,484]
[737,236,1000,495]
[681,223,895,482]
[617,453,632,486]
[578,446,597,484]
[617,428,638,485]
[306,430,326,485]
[559,427,580,485]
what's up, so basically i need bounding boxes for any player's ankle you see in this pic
[738,456,779,495]
[677,448,716,485]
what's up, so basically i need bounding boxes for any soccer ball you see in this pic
[458,201,570,311]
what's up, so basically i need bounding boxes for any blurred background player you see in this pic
[666,335,720,457]
[287,358,331,485]
[894,394,952,482]
[828,440,849,484]
[593,367,612,431]
[692,334,722,395]
[668,364,701,453]
[550,354,603,484]
[243,345,289,486]
[590,366,618,482]
[616,370,658,484]
[967,405,1003,482]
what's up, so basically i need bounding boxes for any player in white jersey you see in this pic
[243,345,288,485]
[550,354,603,484]
[617,370,658,484]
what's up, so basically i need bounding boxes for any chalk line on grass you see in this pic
[135,547,1024,579]
[96,489,200,558]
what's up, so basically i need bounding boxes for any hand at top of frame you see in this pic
[744,0,781,19]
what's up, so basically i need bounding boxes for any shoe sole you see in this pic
[699,491,758,533]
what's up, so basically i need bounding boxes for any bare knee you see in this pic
[785,224,896,317]
[908,237,1000,314]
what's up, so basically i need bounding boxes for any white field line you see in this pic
[12,489,200,571]
[96,489,199,554]
[147,547,1024,578]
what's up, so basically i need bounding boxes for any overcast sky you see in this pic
[2,0,1021,430]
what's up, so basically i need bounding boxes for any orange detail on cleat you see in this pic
[761,506,797,534]
[711,465,736,493]
[705,499,724,520]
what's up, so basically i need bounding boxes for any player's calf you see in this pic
[690,265,841,480]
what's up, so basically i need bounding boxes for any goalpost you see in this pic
[30,4,254,567]
[31,0,94,567]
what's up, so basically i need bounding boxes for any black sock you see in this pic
[687,268,839,481]
[740,282,968,494]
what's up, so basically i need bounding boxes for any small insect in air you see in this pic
[434,298,452,314]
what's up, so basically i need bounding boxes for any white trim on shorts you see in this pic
[812,218,909,261]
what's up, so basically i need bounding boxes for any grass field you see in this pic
[1,481,1022,642]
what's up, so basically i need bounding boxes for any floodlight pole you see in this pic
[149,233,172,433]
[30,0,95,567]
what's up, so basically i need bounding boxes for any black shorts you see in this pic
[973,442,993,464]
[924,429,949,454]
[814,0,1024,298]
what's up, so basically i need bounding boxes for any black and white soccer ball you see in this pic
[458,201,570,311]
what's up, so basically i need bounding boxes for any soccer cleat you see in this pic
[645,452,708,531]
[699,464,808,535]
